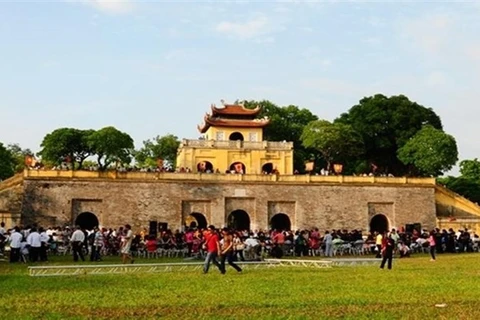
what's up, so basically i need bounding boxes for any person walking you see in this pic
[219,228,242,274]
[120,224,134,264]
[380,232,394,270]
[428,230,436,261]
[202,225,222,274]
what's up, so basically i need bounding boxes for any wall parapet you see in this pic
[0,173,24,192]
[22,170,436,186]
[180,139,294,150]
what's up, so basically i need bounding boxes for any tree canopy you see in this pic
[134,134,180,169]
[38,128,93,169]
[336,94,443,176]
[245,100,318,172]
[88,126,134,170]
[397,125,458,176]
[459,158,480,181]
[301,120,364,171]
[0,142,15,180]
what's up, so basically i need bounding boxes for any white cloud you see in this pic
[216,15,271,40]
[298,78,363,96]
[425,71,447,87]
[400,13,454,54]
[67,0,134,14]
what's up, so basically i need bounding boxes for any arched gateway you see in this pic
[186,212,208,229]
[75,212,99,230]
[270,213,291,231]
[227,210,250,231]
[370,214,389,233]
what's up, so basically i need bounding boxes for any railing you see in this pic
[180,139,294,150]
[23,170,436,186]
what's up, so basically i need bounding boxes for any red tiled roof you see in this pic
[211,104,261,116]
[198,115,270,133]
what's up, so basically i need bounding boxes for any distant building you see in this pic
[176,101,293,175]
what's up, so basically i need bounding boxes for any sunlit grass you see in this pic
[1,254,479,319]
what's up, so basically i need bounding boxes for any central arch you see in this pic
[229,162,246,174]
[262,163,274,174]
[229,132,244,141]
[227,210,250,231]
[197,161,213,173]
[369,214,389,233]
[186,212,207,229]
[75,212,99,230]
[270,213,291,231]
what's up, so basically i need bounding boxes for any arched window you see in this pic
[229,132,244,141]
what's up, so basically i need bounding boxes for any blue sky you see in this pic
[1,1,479,174]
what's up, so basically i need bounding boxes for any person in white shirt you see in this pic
[9,227,23,263]
[26,227,42,262]
[121,224,134,264]
[39,227,49,262]
[70,225,86,262]
[0,222,6,236]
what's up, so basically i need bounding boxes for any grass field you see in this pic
[1,254,479,319]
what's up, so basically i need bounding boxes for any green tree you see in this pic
[245,100,319,172]
[38,128,94,169]
[459,158,480,181]
[336,94,443,175]
[7,144,33,173]
[301,120,364,171]
[398,125,458,176]
[134,134,180,169]
[88,126,134,170]
[0,142,15,180]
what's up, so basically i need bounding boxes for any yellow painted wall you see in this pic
[204,126,264,141]
[435,184,480,218]
[176,147,293,174]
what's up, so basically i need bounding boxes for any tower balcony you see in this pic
[180,139,294,150]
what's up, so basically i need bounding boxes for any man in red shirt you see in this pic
[203,225,222,274]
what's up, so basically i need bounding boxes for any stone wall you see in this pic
[0,181,24,229]
[21,177,437,232]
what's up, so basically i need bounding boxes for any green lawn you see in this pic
[1,254,479,319]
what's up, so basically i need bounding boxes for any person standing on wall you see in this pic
[380,231,394,270]
[219,228,242,274]
[202,225,222,274]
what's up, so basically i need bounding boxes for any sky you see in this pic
[1,0,479,174]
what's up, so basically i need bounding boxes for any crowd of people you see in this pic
[1,222,479,271]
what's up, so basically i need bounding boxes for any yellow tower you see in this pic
[176,101,294,174]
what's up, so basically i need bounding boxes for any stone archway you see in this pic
[262,163,274,174]
[186,212,208,229]
[227,209,250,231]
[369,214,389,233]
[197,161,214,173]
[229,132,244,141]
[270,213,291,231]
[229,162,246,174]
[75,212,99,230]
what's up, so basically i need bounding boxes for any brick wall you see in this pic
[21,178,436,232]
